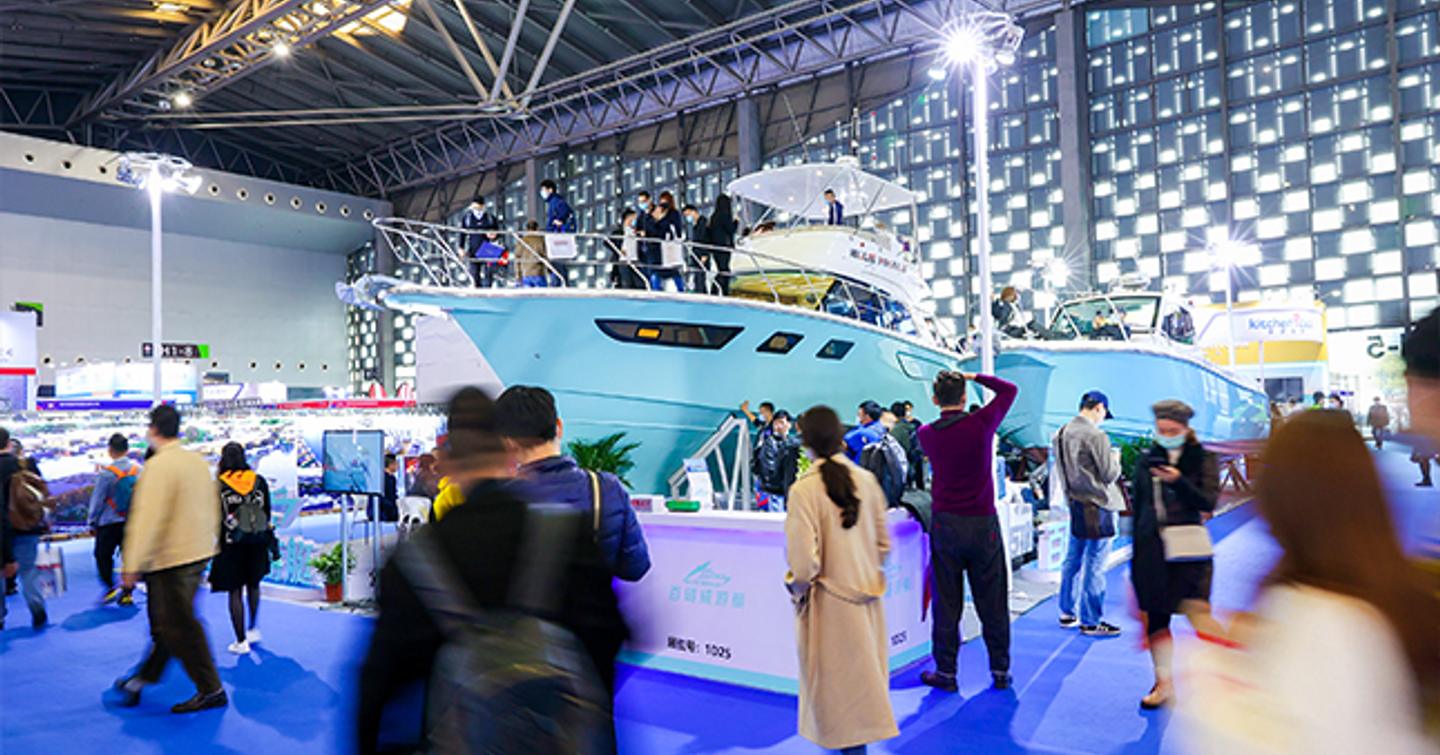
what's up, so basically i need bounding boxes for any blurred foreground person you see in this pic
[785,406,897,754]
[359,388,621,755]
[115,405,226,713]
[1180,410,1440,752]
[1129,400,1224,710]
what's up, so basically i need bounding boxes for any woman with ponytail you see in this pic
[784,406,898,754]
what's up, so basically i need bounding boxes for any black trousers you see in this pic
[137,560,221,695]
[930,513,1010,675]
[94,522,126,589]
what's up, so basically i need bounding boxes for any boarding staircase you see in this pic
[668,415,754,511]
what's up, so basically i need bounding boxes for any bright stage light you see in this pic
[944,26,984,66]
[1209,238,1257,268]
[172,91,193,108]
[1044,258,1069,289]
[273,40,292,58]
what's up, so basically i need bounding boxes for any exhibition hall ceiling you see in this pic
[0,0,1067,195]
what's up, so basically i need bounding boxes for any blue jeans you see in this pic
[648,270,686,292]
[521,275,549,287]
[7,535,46,623]
[1058,534,1111,626]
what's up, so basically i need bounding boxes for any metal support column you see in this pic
[373,225,397,395]
[1054,8,1094,290]
[524,157,540,225]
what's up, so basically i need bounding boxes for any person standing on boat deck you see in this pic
[607,209,644,290]
[785,406,898,754]
[460,198,502,288]
[682,204,713,293]
[541,179,574,286]
[917,370,1019,692]
[517,220,550,288]
[823,189,844,226]
[707,194,738,294]
[993,287,1030,338]
[648,191,686,293]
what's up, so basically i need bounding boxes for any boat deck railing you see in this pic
[373,217,937,341]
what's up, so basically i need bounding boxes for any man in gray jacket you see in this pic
[1053,390,1123,637]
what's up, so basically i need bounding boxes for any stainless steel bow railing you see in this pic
[372,217,937,340]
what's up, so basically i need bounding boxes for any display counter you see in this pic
[616,508,930,694]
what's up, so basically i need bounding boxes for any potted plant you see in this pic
[308,543,354,602]
[568,432,640,489]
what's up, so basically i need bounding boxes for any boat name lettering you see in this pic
[848,247,909,274]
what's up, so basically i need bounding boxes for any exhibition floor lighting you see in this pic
[1209,237,1257,369]
[939,9,1023,378]
[117,153,200,405]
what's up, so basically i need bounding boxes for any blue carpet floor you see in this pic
[1,447,1432,754]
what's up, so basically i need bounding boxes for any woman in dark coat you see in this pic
[708,194,738,294]
[209,442,275,655]
[1128,399,1224,710]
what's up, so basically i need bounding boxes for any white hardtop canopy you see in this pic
[725,156,918,221]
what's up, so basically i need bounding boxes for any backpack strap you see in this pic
[586,470,601,543]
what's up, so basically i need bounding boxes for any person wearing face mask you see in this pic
[681,204,713,293]
[634,191,659,287]
[540,180,575,286]
[112,405,227,713]
[460,197,503,287]
[648,191,686,292]
[1053,391,1124,638]
[1129,399,1224,711]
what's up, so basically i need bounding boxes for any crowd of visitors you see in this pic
[454,183,743,294]
[4,307,1440,752]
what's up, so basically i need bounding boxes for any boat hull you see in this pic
[390,288,963,493]
[964,343,1270,448]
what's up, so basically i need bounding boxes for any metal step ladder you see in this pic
[668,414,754,511]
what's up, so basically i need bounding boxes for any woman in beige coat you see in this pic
[785,405,899,753]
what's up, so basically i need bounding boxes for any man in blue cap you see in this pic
[1052,390,1124,637]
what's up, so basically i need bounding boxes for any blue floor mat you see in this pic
[2,447,1432,754]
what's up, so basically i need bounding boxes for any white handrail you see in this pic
[371,217,938,342]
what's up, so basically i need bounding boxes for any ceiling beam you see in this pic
[66,0,396,126]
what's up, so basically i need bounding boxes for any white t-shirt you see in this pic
[1179,584,1436,754]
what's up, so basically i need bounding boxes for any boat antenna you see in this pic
[779,91,814,164]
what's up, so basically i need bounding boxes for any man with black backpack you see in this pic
[860,411,909,508]
[359,387,625,755]
[88,433,140,606]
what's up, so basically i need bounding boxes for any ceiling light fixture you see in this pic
[272,40,292,58]
[172,91,194,108]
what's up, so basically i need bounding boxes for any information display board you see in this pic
[321,430,385,496]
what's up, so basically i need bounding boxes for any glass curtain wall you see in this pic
[1091,0,1440,329]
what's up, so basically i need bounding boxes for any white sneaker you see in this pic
[227,640,251,655]
[245,629,262,645]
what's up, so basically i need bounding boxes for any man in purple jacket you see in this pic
[916,370,1019,692]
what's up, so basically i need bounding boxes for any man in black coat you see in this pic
[460,198,502,287]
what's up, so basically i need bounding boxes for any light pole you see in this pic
[942,11,1023,379]
[117,153,200,405]
[1208,238,1255,371]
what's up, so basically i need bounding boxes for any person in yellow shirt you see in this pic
[429,475,465,522]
